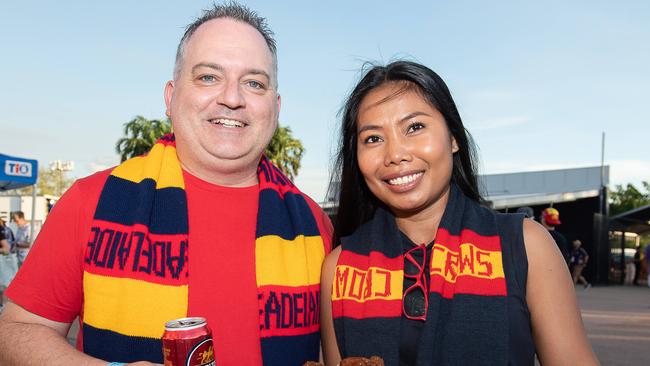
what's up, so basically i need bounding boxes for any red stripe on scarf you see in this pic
[258,284,321,337]
[332,298,402,319]
[84,220,188,286]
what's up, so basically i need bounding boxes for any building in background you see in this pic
[324,165,613,284]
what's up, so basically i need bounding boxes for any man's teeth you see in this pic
[210,118,245,128]
[388,173,423,186]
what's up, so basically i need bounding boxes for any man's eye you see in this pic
[198,75,217,83]
[246,80,265,89]
[407,122,425,133]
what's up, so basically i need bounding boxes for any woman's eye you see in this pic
[407,122,425,133]
[363,135,382,144]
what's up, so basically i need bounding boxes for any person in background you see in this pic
[570,239,591,289]
[0,220,13,313]
[516,206,534,219]
[0,218,15,253]
[10,211,30,266]
[540,207,570,266]
[645,243,650,288]
[320,61,597,365]
[633,245,642,286]
[0,2,332,365]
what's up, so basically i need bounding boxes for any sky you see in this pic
[1,0,648,202]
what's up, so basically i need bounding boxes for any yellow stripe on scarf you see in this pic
[255,235,325,287]
[111,143,184,189]
[332,265,403,302]
[83,272,188,338]
[430,243,505,283]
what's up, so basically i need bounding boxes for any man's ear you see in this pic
[164,80,174,117]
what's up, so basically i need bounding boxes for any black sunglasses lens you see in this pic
[404,286,426,317]
[404,257,420,276]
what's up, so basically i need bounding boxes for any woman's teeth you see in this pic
[387,172,423,186]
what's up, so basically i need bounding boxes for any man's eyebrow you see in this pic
[245,69,271,81]
[191,63,270,81]
[192,62,224,73]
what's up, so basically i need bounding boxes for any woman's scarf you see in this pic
[332,184,509,365]
[81,134,328,365]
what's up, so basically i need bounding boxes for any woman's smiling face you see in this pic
[356,82,458,217]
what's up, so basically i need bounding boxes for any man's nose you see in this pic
[217,79,245,109]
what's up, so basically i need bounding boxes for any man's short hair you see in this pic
[173,1,278,84]
[12,211,25,220]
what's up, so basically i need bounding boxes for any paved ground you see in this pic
[66,285,649,365]
[576,285,650,366]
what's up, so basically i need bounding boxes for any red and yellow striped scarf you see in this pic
[81,134,329,365]
[332,184,509,365]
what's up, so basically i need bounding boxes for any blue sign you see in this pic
[0,153,38,191]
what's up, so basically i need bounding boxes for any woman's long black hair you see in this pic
[328,61,484,243]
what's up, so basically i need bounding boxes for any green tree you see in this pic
[11,168,74,197]
[114,117,305,180]
[115,116,172,162]
[609,181,650,215]
[264,126,305,181]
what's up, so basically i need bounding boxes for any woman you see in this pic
[320,61,598,365]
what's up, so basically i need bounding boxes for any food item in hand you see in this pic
[303,356,384,366]
[339,356,384,366]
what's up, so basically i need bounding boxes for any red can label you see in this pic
[186,338,215,366]
[162,317,215,366]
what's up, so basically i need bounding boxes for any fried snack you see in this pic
[304,356,384,366]
[339,356,384,366]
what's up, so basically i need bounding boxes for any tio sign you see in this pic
[5,160,33,178]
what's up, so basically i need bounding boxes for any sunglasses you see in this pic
[403,245,428,321]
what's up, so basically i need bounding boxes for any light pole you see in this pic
[49,160,74,197]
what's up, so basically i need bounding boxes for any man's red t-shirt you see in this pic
[7,169,332,365]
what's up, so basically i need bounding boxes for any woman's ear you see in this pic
[451,137,459,153]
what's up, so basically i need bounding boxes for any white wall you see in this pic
[0,195,48,237]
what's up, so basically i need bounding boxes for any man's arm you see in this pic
[0,301,106,366]
[0,238,9,255]
[0,301,161,366]
[14,230,31,249]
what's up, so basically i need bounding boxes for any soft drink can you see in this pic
[162,317,215,366]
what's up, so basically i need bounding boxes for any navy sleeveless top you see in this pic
[399,214,535,365]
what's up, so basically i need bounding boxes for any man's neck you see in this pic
[181,163,259,188]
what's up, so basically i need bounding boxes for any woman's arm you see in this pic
[523,219,599,365]
[321,246,342,366]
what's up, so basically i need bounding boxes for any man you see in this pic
[633,245,641,285]
[0,226,10,312]
[10,211,30,265]
[0,3,332,366]
[541,207,570,266]
[645,244,650,288]
[569,239,591,289]
[0,218,17,313]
